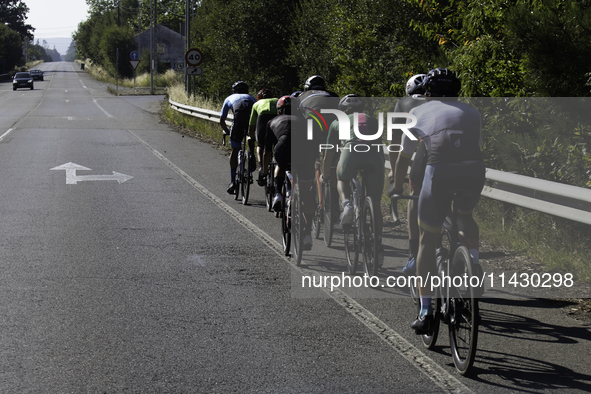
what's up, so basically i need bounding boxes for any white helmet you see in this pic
[405,74,427,96]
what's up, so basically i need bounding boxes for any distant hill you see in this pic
[33,37,72,58]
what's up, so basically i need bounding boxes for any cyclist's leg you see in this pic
[273,135,289,211]
[336,148,355,225]
[405,142,428,273]
[412,165,448,333]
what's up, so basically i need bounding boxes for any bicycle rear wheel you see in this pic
[322,181,334,247]
[292,182,303,266]
[448,246,479,375]
[312,180,322,239]
[234,152,242,201]
[362,196,379,277]
[281,181,290,256]
[265,162,275,212]
[241,149,251,205]
[420,295,441,349]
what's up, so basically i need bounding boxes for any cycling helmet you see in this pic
[338,94,364,111]
[422,68,461,97]
[405,74,427,96]
[291,91,303,98]
[232,81,249,94]
[277,95,292,114]
[256,88,273,100]
[304,75,326,91]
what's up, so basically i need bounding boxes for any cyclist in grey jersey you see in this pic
[392,68,486,334]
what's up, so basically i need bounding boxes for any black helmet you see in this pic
[422,68,461,97]
[304,75,326,91]
[277,95,292,114]
[290,91,303,98]
[338,94,363,111]
[256,88,273,100]
[232,81,249,94]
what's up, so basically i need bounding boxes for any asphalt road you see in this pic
[0,62,589,393]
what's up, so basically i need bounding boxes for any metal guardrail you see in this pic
[169,98,591,225]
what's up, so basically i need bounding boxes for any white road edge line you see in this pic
[127,129,473,394]
[93,99,114,118]
[0,128,14,141]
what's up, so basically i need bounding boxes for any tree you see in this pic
[0,24,23,73]
[0,0,34,41]
[99,25,136,78]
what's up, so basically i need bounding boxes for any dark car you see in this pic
[13,72,34,91]
[30,69,44,81]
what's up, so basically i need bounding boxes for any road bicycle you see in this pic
[281,171,304,266]
[391,189,480,375]
[343,172,379,276]
[235,133,253,205]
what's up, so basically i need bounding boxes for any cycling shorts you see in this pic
[417,161,486,233]
[337,143,385,203]
[256,114,276,151]
[274,134,290,171]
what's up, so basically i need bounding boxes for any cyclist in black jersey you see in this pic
[392,68,486,334]
[269,95,316,250]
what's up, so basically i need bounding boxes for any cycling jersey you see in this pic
[221,93,256,147]
[267,114,295,172]
[327,113,385,203]
[406,99,485,233]
[250,98,278,150]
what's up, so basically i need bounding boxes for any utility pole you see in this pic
[185,0,190,95]
[150,0,155,94]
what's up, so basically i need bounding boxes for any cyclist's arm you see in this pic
[219,117,230,135]
[392,133,418,194]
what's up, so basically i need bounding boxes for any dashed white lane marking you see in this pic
[127,129,473,394]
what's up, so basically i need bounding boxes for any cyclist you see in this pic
[248,88,278,186]
[322,94,385,261]
[297,75,339,151]
[391,68,485,334]
[220,81,257,194]
[270,95,316,250]
[389,74,427,274]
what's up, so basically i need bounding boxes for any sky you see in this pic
[25,0,89,40]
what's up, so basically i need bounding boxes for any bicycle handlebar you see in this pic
[390,194,418,226]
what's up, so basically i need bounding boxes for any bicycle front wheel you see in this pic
[420,295,441,349]
[234,153,242,201]
[362,196,379,277]
[322,181,334,247]
[281,181,290,256]
[343,223,359,275]
[449,246,479,375]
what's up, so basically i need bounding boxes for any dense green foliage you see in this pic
[0,0,35,73]
[0,24,23,74]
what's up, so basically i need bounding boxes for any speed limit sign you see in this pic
[185,48,203,66]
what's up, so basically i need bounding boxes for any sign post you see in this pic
[185,48,203,96]
[130,51,140,88]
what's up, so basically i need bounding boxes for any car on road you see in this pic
[13,72,34,91]
[30,69,44,81]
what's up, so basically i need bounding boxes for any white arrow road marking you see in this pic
[50,162,133,184]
